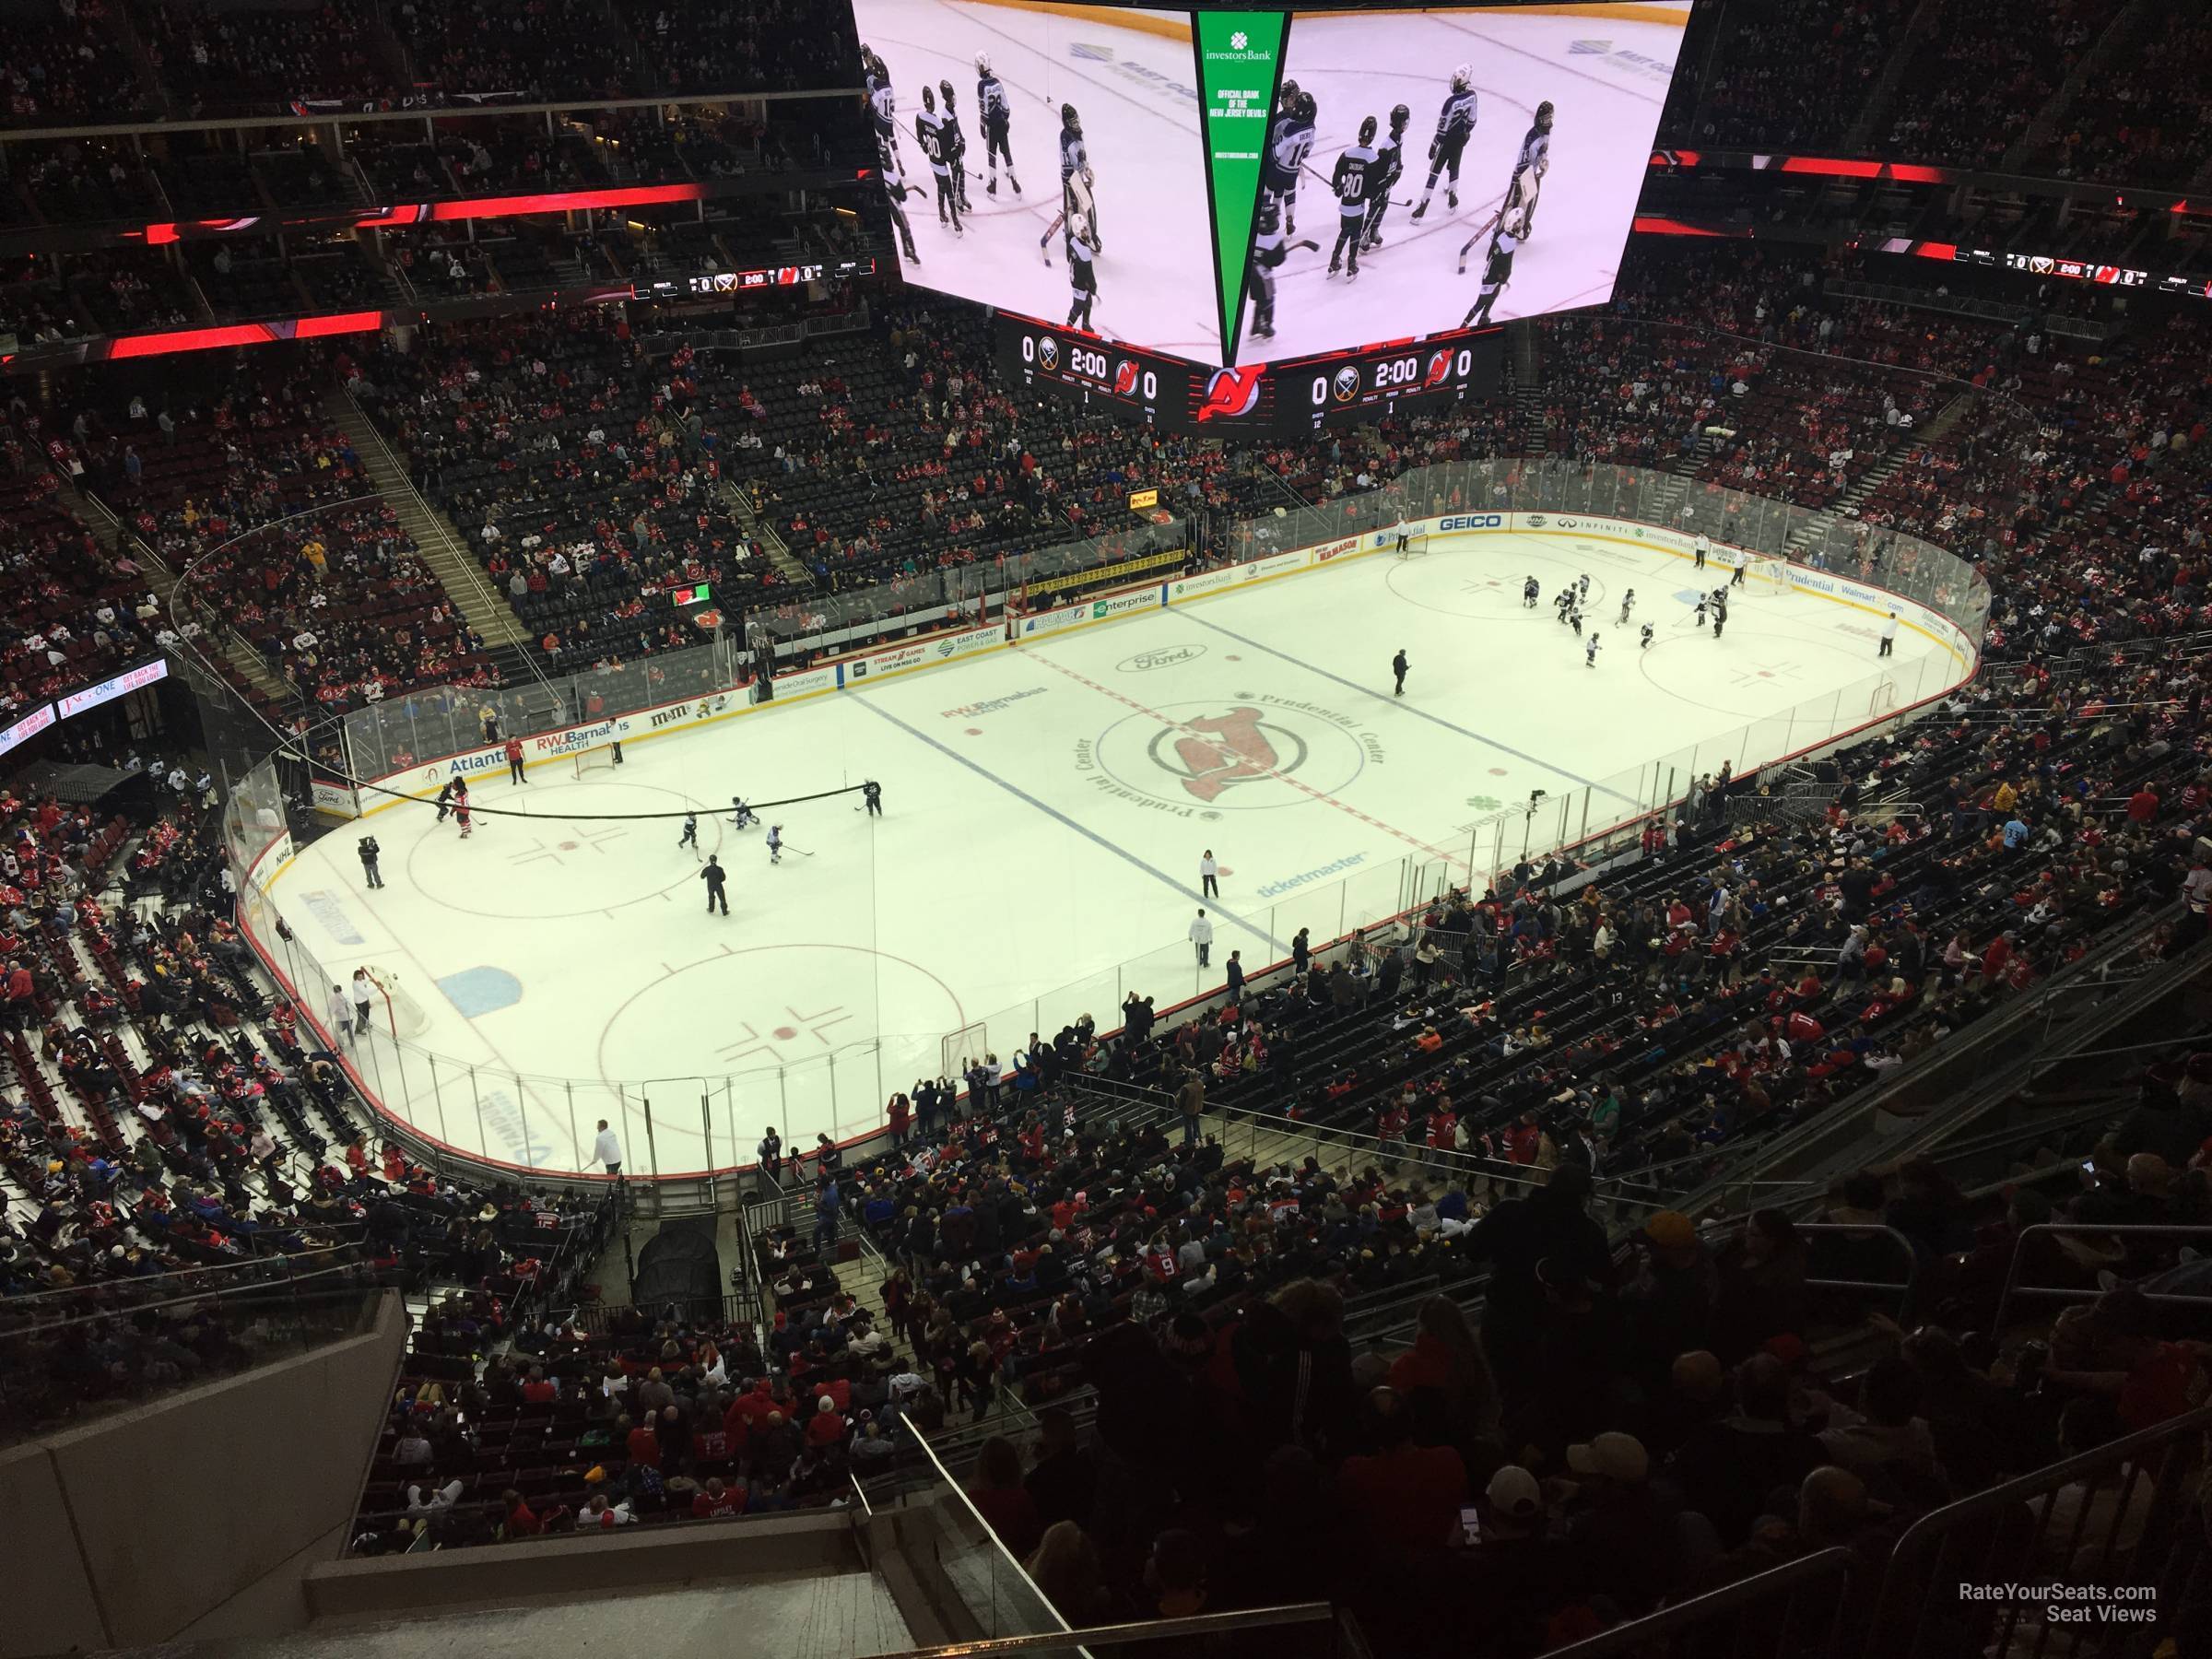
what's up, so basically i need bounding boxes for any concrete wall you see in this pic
[0,1290,405,1656]
[303,1509,862,1622]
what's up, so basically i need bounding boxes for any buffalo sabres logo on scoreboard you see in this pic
[1332,365,1361,404]
[1037,335,1061,372]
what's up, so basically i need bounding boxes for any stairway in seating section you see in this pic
[325,391,533,653]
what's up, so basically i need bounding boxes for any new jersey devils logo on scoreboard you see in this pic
[1196,366,1265,421]
[1113,359,1140,396]
[1423,348,1455,390]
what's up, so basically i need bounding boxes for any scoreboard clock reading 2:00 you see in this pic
[997,315,1195,426]
[1279,331,1504,429]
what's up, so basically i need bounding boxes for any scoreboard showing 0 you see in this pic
[998,318,1196,426]
[998,312,1497,435]
[1285,333,1502,429]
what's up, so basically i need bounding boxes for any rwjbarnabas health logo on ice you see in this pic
[1079,692,1382,813]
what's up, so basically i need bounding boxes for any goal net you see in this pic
[573,744,618,777]
[1731,550,1792,597]
[361,967,431,1041]
[941,1022,987,1081]
[1394,530,1430,559]
[1869,678,1900,719]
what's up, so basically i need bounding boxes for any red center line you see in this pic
[1032,653,1469,871]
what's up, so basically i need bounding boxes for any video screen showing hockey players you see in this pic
[1232,2,1689,364]
[853,0,1221,361]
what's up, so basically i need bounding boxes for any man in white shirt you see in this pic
[325,982,353,1044]
[1199,849,1218,899]
[348,969,374,1036]
[1878,612,1899,657]
[593,1119,623,1180]
[1188,908,1214,968]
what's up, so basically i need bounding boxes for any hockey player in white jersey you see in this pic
[1247,194,1288,342]
[1261,83,1316,237]
[936,80,971,213]
[1040,103,1098,260]
[915,86,961,234]
[974,55,1019,195]
[864,47,899,159]
[1327,117,1379,279]
[1408,66,1477,222]
[1360,103,1409,253]
[1505,101,1553,240]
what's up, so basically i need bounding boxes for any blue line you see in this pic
[1178,610,1638,806]
[850,694,1282,954]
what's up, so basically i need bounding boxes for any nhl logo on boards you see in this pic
[1525,514,1547,528]
[1332,366,1360,404]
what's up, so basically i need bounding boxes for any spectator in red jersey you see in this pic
[967,1435,1042,1559]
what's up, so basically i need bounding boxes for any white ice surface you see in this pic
[270,529,1960,1175]
[1237,5,1689,363]
[853,0,1222,360]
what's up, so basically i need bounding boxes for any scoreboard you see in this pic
[995,314,1500,435]
[1280,337,1500,429]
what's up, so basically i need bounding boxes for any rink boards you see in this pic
[322,512,1975,815]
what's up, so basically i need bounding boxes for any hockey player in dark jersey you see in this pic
[915,86,960,233]
[1361,103,1409,253]
[1246,194,1288,341]
[877,130,921,264]
[1065,215,1099,331]
[1408,65,1477,222]
[1462,223,1517,326]
[1040,102,1098,260]
[1327,117,1379,279]
[1261,83,1316,237]
[974,54,1019,195]
[936,80,971,212]
[1505,100,1552,240]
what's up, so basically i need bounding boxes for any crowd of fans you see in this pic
[0,766,619,1438]
[1883,0,2122,169]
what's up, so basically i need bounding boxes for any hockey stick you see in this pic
[1288,238,1321,253]
[782,844,818,858]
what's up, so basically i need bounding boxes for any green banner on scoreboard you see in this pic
[1194,12,1285,365]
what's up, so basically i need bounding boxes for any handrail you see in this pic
[1546,1547,1857,1658]
[0,1241,365,1312]
[859,1603,1336,1659]
[1862,1403,2212,1653]
[1218,1100,1668,1214]
[1991,1223,2212,1334]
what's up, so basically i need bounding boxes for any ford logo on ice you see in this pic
[1118,645,1206,673]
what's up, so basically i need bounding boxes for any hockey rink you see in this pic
[852,0,1222,360]
[1238,3,1688,363]
[267,528,1966,1175]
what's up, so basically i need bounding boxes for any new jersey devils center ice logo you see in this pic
[1148,706,1306,803]
[1196,365,1265,421]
